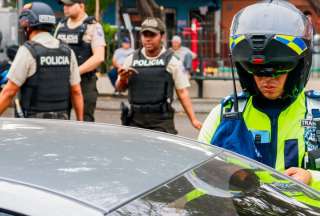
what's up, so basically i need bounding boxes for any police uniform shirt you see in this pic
[8,32,80,87]
[123,47,190,90]
[54,14,106,52]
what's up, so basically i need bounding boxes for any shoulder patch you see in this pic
[305,90,320,100]
[221,92,249,106]
[221,92,250,115]
[96,24,104,37]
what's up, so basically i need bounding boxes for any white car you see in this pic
[0,118,319,216]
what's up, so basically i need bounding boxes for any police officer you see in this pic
[116,17,202,134]
[55,0,106,122]
[199,0,320,190]
[0,2,83,120]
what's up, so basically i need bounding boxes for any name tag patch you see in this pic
[57,33,80,44]
[132,59,165,67]
[40,56,70,66]
[251,130,270,144]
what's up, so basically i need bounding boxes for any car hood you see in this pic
[0,118,221,212]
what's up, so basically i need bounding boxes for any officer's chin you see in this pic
[145,46,158,54]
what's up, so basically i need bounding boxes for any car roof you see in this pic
[0,118,221,213]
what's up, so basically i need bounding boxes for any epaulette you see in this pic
[305,90,320,100]
[83,16,97,25]
[221,91,250,107]
[220,91,249,117]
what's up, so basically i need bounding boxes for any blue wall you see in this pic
[103,0,220,26]
[103,3,116,25]
[23,0,63,12]
[21,0,220,27]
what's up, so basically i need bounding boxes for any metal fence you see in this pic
[179,33,320,80]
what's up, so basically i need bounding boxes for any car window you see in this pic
[0,209,26,216]
[110,152,320,215]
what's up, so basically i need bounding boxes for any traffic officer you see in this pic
[0,2,83,120]
[55,0,106,122]
[198,0,320,190]
[116,17,202,134]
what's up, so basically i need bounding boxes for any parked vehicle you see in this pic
[0,118,318,216]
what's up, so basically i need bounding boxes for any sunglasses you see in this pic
[241,61,297,78]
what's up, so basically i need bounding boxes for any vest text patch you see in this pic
[40,56,70,66]
[301,119,315,128]
[57,33,79,44]
[132,59,165,67]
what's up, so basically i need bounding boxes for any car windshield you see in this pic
[110,151,320,215]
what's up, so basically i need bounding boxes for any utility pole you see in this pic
[18,0,23,10]
[95,0,100,21]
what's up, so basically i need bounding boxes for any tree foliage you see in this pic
[85,0,114,17]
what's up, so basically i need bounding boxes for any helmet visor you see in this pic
[231,1,313,40]
[240,61,298,77]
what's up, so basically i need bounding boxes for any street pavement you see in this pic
[1,106,208,140]
[97,73,320,99]
[94,96,213,139]
[2,76,319,140]
[96,95,220,113]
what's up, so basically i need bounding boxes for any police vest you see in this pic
[128,49,174,113]
[217,91,320,172]
[56,17,94,71]
[21,41,71,112]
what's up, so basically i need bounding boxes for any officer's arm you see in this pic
[115,68,130,92]
[0,80,19,115]
[176,88,202,130]
[198,104,222,144]
[79,46,105,75]
[70,84,84,121]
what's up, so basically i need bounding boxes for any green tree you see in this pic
[102,23,118,71]
[83,0,116,72]
[85,0,114,19]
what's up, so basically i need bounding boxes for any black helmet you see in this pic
[230,0,313,99]
[19,2,56,31]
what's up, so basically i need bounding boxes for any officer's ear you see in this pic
[161,33,166,42]
[79,3,85,11]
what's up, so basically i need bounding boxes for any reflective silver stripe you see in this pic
[306,96,320,119]
[230,98,248,113]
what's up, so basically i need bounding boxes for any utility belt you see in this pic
[81,71,96,80]
[23,110,69,120]
[131,102,170,113]
[120,102,173,126]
